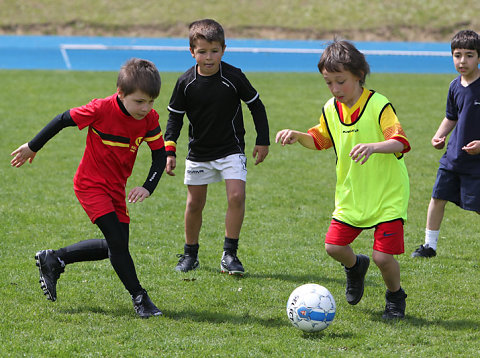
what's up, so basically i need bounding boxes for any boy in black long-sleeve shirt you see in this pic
[164,19,270,275]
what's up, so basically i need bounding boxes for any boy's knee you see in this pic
[227,191,245,207]
[372,251,393,268]
[186,199,206,213]
[325,243,340,257]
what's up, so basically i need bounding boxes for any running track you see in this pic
[0,35,455,73]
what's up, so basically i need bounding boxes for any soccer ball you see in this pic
[286,283,336,332]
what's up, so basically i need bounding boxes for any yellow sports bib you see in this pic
[322,92,409,228]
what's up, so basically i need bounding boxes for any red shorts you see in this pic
[325,219,404,255]
[74,184,130,224]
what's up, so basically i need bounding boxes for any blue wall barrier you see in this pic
[0,35,455,74]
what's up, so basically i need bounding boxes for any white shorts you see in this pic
[184,154,247,185]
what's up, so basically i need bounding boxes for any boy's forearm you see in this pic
[164,111,184,156]
[297,132,317,149]
[142,148,166,195]
[373,139,405,153]
[29,111,76,152]
[434,117,456,138]
[249,99,270,145]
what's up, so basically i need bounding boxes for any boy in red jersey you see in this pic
[11,58,166,318]
[411,30,480,258]
[277,39,410,319]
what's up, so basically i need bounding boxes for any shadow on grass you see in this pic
[301,330,354,340]
[162,307,287,328]
[60,305,132,317]
[364,308,480,331]
[200,264,347,286]
[59,304,296,329]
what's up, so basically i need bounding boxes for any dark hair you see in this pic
[450,30,480,56]
[189,19,225,49]
[317,39,370,86]
[116,58,161,99]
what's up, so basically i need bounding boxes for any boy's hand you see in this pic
[275,129,298,146]
[166,156,176,176]
[128,186,150,203]
[350,143,374,165]
[462,140,480,155]
[253,145,269,165]
[432,136,446,149]
[10,143,37,167]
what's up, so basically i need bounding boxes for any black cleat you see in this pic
[382,288,407,319]
[175,253,199,272]
[35,249,65,302]
[344,254,370,305]
[132,289,163,318]
[220,251,244,276]
[411,244,436,258]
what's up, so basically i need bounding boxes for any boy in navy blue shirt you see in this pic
[412,30,480,257]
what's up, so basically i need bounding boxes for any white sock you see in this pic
[424,229,439,251]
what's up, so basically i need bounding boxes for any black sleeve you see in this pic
[247,97,270,146]
[28,110,76,152]
[164,110,184,157]
[142,147,167,195]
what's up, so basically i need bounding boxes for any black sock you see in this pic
[387,287,405,297]
[223,237,239,254]
[184,243,199,257]
[96,213,142,296]
[55,239,109,265]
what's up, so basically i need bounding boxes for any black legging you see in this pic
[55,212,142,295]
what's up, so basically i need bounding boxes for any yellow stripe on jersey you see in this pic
[144,132,162,142]
[98,139,130,148]
[91,128,130,147]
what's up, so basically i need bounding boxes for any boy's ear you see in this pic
[357,71,365,83]
[189,47,195,57]
[117,88,124,100]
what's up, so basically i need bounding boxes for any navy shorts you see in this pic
[432,167,480,212]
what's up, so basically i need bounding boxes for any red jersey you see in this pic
[71,94,164,191]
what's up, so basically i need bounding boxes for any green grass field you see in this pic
[1,69,480,357]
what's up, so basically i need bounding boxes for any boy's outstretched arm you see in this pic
[10,111,75,168]
[275,129,316,149]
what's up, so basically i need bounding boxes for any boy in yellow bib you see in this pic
[276,39,410,319]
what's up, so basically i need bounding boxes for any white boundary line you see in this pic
[59,44,451,70]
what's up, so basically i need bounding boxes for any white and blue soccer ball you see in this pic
[286,283,336,332]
